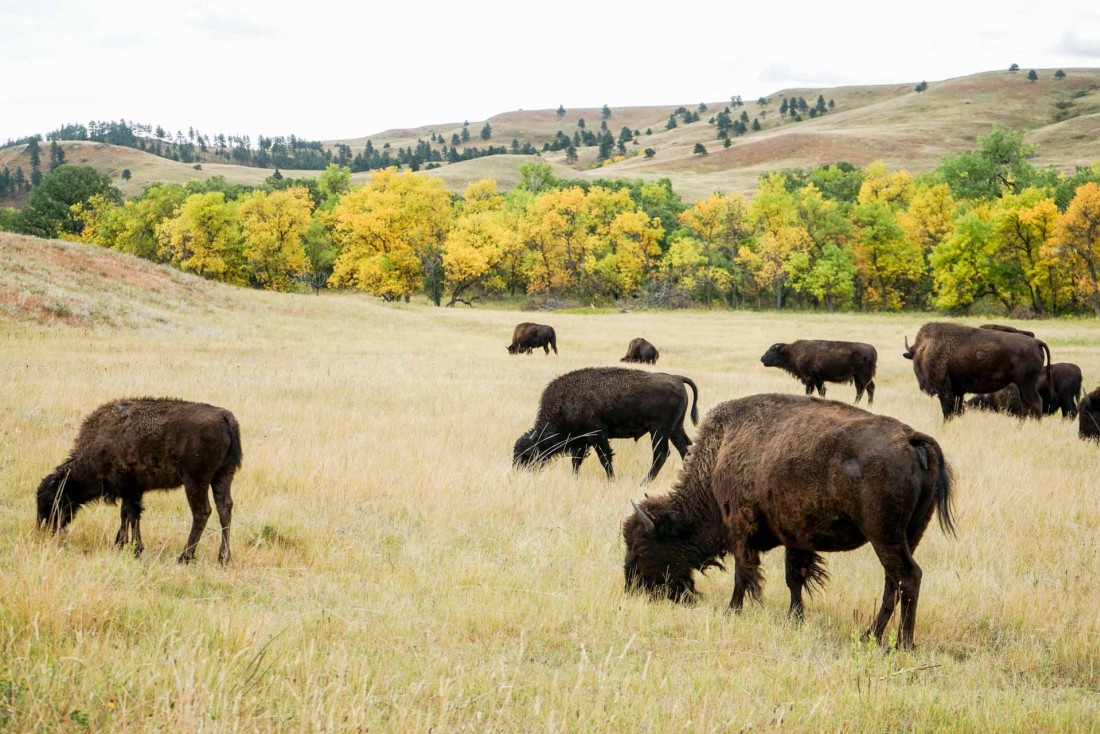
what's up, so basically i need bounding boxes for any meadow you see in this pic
[1,238,1099,731]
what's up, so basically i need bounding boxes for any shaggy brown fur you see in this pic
[621,337,659,365]
[507,323,557,355]
[622,394,954,650]
[1078,386,1100,440]
[514,367,698,482]
[761,340,878,404]
[36,398,242,564]
[903,322,1051,420]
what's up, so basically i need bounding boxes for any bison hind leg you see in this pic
[729,543,764,611]
[869,542,923,649]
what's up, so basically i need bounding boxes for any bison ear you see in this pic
[655,511,687,539]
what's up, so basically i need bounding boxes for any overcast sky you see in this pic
[2,0,1099,143]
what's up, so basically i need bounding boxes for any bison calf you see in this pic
[621,337,659,364]
[760,340,877,404]
[623,394,954,650]
[36,398,242,564]
[513,367,698,482]
[508,322,557,355]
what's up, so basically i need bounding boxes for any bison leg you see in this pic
[729,533,764,611]
[1019,386,1043,420]
[869,542,922,649]
[645,431,671,483]
[670,428,691,459]
[937,393,957,420]
[784,549,827,621]
[114,502,131,548]
[178,478,212,564]
[1064,396,1078,420]
[568,442,589,473]
[593,433,615,480]
[211,471,234,565]
[816,382,826,397]
[803,381,814,396]
[865,380,875,406]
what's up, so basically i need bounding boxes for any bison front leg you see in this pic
[178,478,212,564]
[593,433,615,480]
[937,393,958,420]
[568,442,589,473]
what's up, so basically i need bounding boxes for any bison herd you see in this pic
[31,317,1098,650]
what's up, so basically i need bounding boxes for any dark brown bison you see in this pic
[621,337,659,364]
[623,394,954,649]
[760,340,877,404]
[507,322,557,355]
[36,398,242,564]
[967,363,1082,419]
[903,322,1051,419]
[1078,387,1100,440]
[965,385,1023,416]
[980,324,1036,338]
[513,367,698,482]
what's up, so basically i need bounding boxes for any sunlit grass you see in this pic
[2,241,1099,730]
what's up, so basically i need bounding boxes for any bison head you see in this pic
[512,427,566,468]
[622,499,701,603]
[35,466,78,532]
[760,343,789,368]
[506,343,519,354]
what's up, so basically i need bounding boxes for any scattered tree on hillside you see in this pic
[461,125,470,142]
[565,144,578,164]
[1027,69,1038,82]
[121,169,131,180]
[644,148,655,158]
[730,95,743,107]
[751,118,761,131]
[27,138,42,188]
[666,114,677,130]
[757,96,768,105]
[693,143,708,156]
[556,105,566,117]
[48,141,66,171]
[601,104,612,119]
[828,99,835,109]
[16,165,121,238]
[1055,69,1066,79]
[915,81,928,92]
[1009,63,1019,72]
[698,102,708,113]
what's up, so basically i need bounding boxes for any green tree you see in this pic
[666,114,677,130]
[1009,63,1019,72]
[693,143,708,156]
[317,163,352,207]
[915,81,928,92]
[17,165,121,238]
[751,118,761,131]
[1027,69,1038,82]
[644,148,656,159]
[121,169,132,180]
[601,104,612,119]
[1055,69,1066,79]
[565,144,578,164]
[300,218,339,294]
[516,162,559,195]
[480,122,492,140]
[938,128,1037,200]
[556,104,566,117]
[27,139,42,188]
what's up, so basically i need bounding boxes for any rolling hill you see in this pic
[3,68,1099,204]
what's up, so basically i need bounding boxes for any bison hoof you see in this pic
[177,553,194,564]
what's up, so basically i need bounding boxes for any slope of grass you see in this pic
[1,237,1099,730]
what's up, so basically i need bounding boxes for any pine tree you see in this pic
[751,118,761,131]
[601,104,612,119]
[1027,69,1038,82]
[1055,69,1066,79]
[556,104,566,117]
[27,138,42,187]
[666,114,677,130]
[121,169,131,180]
[565,144,578,163]
[693,143,707,156]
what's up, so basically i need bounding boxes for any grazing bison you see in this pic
[1040,363,1083,418]
[760,340,878,404]
[903,322,1051,419]
[980,324,1036,338]
[965,385,1023,416]
[623,394,954,649]
[1078,387,1100,440]
[513,367,698,482]
[507,322,557,355]
[621,337,659,365]
[36,398,242,564]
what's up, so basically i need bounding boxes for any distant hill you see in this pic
[4,68,1098,204]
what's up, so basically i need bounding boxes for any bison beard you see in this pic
[36,397,242,564]
[513,367,698,482]
[622,394,955,649]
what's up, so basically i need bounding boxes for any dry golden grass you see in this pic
[2,237,1099,731]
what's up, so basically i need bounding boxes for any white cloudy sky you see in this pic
[2,0,1099,142]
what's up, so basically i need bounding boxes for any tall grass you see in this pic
[2,283,1099,731]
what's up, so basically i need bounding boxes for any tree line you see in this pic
[4,128,1100,316]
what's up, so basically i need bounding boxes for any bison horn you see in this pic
[904,336,911,352]
[631,500,656,533]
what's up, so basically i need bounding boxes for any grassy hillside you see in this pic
[2,237,1100,729]
[4,69,1099,205]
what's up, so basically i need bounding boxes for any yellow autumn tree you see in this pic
[991,188,1060,314]
[156,192,245,284]
[898,181,955,255]
[1055,182,1100,316]
[743,174,811,308]
[461,178,504,214]
[523,187,593,294]
[443,210,512,306]
[850,200,924,310]
[679,192,751,305]
[237,187,312,291]
[857,160,914,210]
[330,168,453,304]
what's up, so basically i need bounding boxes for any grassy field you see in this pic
[2,235,1099,731]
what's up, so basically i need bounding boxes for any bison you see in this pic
[621,337,659,364]
[903,322,1051,420]
[623,394,954,649]
[967,363,1082,419]
[513,367,698,482]
[1079,387,1100,440]
[36,398,242,564]
[760,340,877,404]
[507,322,557,355]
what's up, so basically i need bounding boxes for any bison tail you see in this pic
[911,433,955,537]
[682,377,700,425]
[222,412,244,471]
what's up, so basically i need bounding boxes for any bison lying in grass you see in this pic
[36,398,242,564]
[623,393,954,649]
[513,367,698,482]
